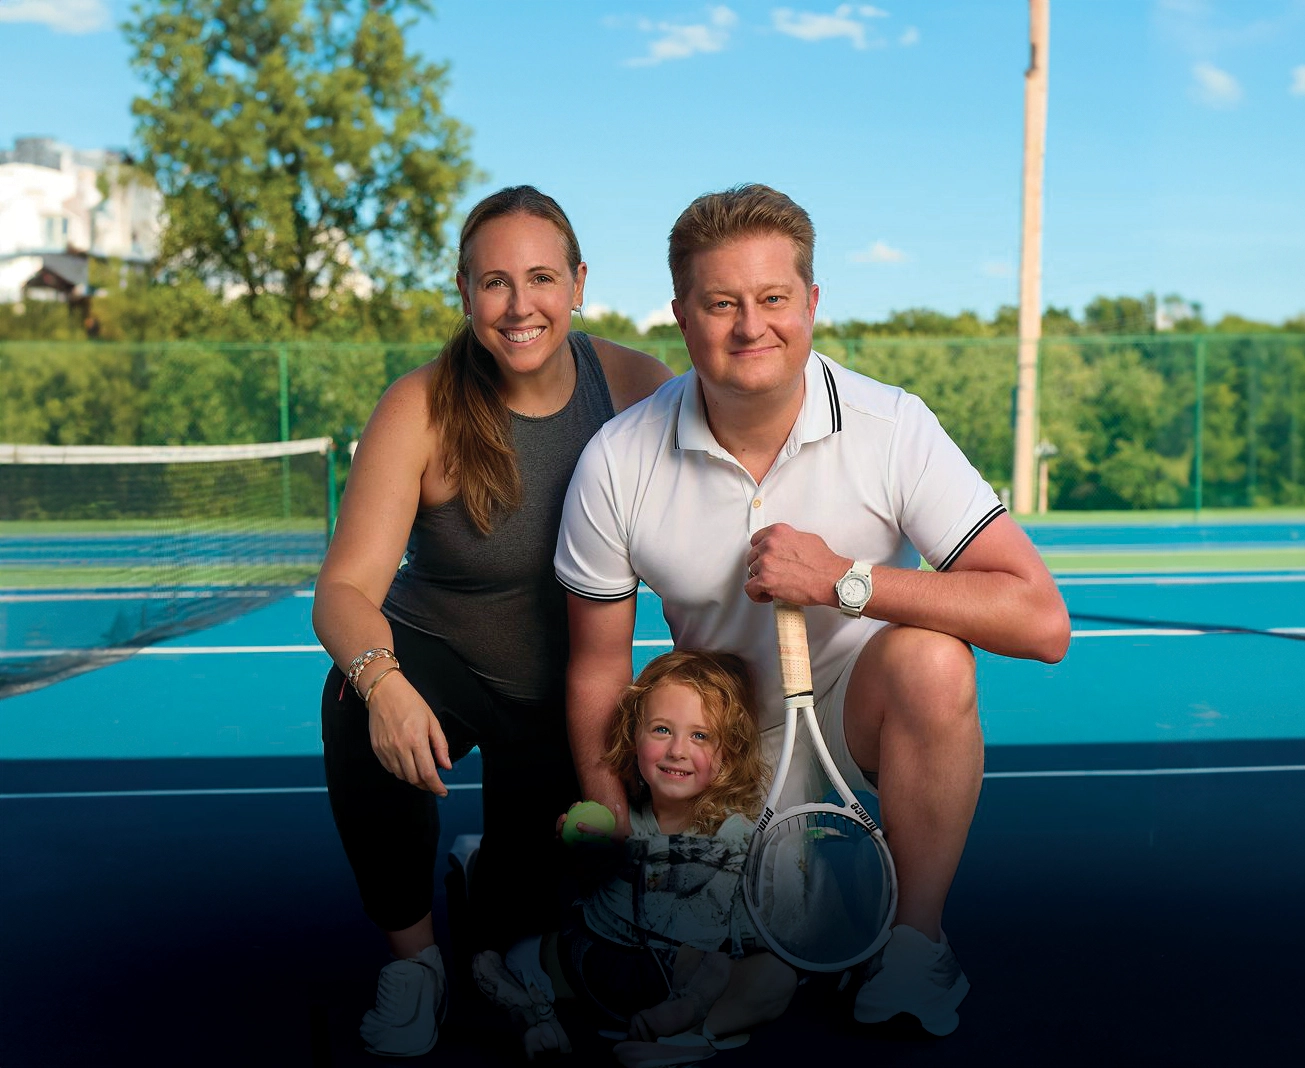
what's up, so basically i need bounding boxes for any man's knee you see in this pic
[866,626,977,727]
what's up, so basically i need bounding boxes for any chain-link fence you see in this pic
[3,334,1302,513]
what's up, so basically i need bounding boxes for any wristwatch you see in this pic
[835,561,874,618]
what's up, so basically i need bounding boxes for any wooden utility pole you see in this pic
[1012,0,1049,515]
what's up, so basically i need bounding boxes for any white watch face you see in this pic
[839,574,870,605]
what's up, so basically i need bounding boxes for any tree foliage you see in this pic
[125,0,476,331]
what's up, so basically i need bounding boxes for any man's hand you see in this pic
[366,674,452,796]
[744,523,848,608]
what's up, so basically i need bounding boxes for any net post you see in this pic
[325,438,338,544]
[1193,334,1205,516]
[278,345,291,520]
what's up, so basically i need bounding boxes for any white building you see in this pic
[0,137,160,303]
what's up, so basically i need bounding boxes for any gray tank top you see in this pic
[382,333,615,701]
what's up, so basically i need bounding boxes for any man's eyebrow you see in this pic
[701,281,795,297]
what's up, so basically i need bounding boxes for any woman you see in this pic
[314,185,671,1058]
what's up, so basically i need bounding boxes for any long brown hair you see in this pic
[428,186,582,534]
[604,650,769,834]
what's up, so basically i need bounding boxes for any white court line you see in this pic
[0,644,326,659]
[1055,573,1305,586]
[0,783,480,801]
[985,765,1305,779]
[5,764,1303,800]
[1071,627,1305,638]
[136,645,324,655]
[7,629,1303,660]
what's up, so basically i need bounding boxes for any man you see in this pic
[555,184,1069,1036]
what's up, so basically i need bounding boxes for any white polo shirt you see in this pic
[555,351,1004,729]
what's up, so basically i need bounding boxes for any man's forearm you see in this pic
[565,657,633,805]
[864,564,1069,663]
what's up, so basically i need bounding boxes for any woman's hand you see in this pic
[366,673,453,796]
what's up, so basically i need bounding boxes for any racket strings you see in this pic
[743,809,892,969]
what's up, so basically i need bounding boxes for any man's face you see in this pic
[672,233,819,403]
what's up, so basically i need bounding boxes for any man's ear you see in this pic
[672,299,687,333]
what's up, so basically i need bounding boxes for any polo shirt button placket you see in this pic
[749,494,764,534]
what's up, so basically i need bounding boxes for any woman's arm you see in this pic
[590,337,675,413]
[311,365,455,794]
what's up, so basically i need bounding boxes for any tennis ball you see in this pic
[562,801,616,845]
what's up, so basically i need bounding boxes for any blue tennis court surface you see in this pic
[2,523,1303,1066]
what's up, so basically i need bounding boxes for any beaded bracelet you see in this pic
[363,666,403,708]
[346,647,398,691]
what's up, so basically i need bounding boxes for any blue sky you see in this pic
[1,0,1302,328]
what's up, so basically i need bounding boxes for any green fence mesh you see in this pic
[2,334,1302,513]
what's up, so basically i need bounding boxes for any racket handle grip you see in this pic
[775,602,813,697]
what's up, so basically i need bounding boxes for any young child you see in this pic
[472,650,797,1065]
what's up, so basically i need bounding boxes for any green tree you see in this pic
[578,309,639,339]
[1083,294,1156,335]
[125,0,476,332]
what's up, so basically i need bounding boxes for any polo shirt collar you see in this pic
[674,352,841,454]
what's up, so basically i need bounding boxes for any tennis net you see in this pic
[0,437,335,698]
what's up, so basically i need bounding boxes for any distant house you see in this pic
[0,137,160,305]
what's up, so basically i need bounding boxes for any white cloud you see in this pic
[625,6,738,67]
[0,0,109,34]
[580,302,614,319]
[849,240,906,264]
[1191,62,1243,108]
[639,301,680,332]
[856,5,890,17]
[774,7,869,48]
[899,25,919,46]
[981,260,1013,279]
[1291,65,1305,96]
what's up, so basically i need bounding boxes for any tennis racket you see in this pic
[742,602,897,972]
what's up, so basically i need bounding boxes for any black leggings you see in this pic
[321,619,580,949]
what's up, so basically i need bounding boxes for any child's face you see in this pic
[636,682,723,813]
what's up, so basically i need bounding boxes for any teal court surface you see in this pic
[2,517,1303,1066]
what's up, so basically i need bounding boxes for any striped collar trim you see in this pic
[674,352,842,453]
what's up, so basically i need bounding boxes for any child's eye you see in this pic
[693,731,710,742]
[651,725,670,735]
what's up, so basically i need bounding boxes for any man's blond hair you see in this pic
[668,184,815,300]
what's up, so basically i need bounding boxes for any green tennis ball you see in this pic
[562,801,616,845]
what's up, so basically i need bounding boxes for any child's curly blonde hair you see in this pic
[604,650,768,834]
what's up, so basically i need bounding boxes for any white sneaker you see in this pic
[360,944,447,1057]
[853,925,970,1036]
[472,949,572,1060]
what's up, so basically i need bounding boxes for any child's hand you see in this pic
[557,800,627,845]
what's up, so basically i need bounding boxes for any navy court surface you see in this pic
[2,519,1303,1066]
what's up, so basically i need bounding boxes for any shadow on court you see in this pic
[2,738,1302,1067]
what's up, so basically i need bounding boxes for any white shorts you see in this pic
[759,641,876,812]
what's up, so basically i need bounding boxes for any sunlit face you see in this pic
[456,213,586,381]
[636,682,723,826]
[672,233,818,403]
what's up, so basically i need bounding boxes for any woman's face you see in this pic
[457,213,586,380]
